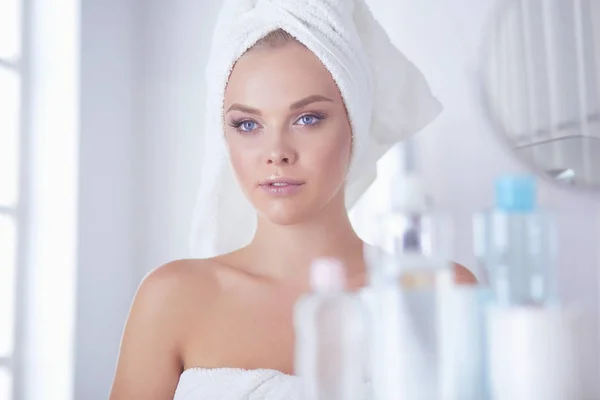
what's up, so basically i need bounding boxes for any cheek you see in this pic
[227,144,257,187]
[308,133,352,183]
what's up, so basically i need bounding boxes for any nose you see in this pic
[265,136,297,166]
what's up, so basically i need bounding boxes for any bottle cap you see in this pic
[310,258,346,292]
[495,174,536,212]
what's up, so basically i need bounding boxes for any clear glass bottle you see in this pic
[364,174,455,400]
[294,258,365,400]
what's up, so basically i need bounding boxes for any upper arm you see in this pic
[110,262,188,400]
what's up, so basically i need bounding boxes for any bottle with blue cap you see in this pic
[474,174,557,306]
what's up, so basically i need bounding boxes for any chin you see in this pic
[262,209,308,226]
[258,201,315,226]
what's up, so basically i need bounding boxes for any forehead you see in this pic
[224,42,343,107]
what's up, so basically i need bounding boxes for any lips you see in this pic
[259,177,305,196]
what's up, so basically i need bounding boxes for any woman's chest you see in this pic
[181,287,300,374]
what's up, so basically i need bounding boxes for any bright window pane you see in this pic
[0,367,12,400]
[0,66,20,207]
[0,0,22,59]
[0,214,16,357]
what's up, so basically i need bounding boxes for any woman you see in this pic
[110,1,476,399]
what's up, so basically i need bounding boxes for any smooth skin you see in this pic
[109,40,477,399]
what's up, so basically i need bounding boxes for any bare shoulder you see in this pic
[137,258,220,306]
[133,254,254,327]
[110,258,225,400]
[453,262,478,285]
[128,260,211,326]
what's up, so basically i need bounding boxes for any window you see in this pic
[0,0,23,398]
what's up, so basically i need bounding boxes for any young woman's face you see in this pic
[223,41,352,226]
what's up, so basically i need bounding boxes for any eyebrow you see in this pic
[290,94,333,110]
[226,104,262,115]
[226,94,333,115]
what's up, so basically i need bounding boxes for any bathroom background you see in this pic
[0,0,598,399]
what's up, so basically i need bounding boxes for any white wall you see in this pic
[74,0,139,398]
[72,1,224,398]
[136,0,222,273]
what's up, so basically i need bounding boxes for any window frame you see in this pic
[0,0,28,398]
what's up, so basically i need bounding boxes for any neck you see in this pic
[244,195,365,281]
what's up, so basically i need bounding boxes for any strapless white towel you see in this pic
[173,367,373,400]
[173,368,301,400]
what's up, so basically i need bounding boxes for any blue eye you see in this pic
[229,119,259,133]
[296,114,324,126]
[240,120,258,132]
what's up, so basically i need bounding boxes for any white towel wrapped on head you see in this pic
[190,0,443,258]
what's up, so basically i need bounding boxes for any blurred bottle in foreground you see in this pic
[476,174,582,400]
[294,258,365,400]
[474,174,557,306]
[364,173,455,400]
